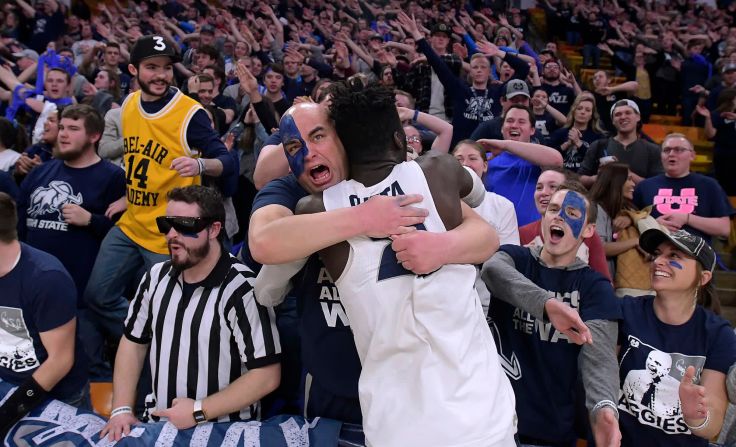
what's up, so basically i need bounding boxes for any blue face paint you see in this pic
[280,114,309,178]
[556,191,587,239]
[669,260,684,270]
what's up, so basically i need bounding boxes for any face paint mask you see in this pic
[556,191,587,239]
[280,114,308,178]
[669,260,684,270]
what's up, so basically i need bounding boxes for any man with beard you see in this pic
[83,35,237,358]
[540,60,577,116]
[16,104,125,376]
[101,186,281,440]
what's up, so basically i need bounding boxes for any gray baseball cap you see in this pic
[12,49,39,61]
[639,228,716,273]
[505,79,530,99]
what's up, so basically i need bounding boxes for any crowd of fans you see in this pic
[1,0,736,445]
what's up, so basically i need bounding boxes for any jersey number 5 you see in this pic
[125,156,150,189]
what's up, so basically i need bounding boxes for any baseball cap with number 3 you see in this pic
[130,35,181,67]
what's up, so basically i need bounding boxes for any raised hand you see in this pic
[452,42,468,59]
[397,11,422,40]
[679,366,708,423]
[476,40,500,57]
[236,61,259,94]
[695,104,711,118]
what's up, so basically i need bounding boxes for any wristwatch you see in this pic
[193,400,207,424]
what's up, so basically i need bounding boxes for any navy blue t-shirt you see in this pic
[0,170,19,200]
[0,243,88,399]
[711,113,736,155]
[251,175,363,422]
[633,173,733,241]
[17,159,126,307]
[489,245,621,444]
[534,111,560,138]
[541,83,576,116]
[617,296,736,447]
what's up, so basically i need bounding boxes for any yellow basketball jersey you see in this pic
[118,89,203,254]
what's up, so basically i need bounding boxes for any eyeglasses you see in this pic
[661,147,692,155]
[406,135,421,144]
[156,216,214,236]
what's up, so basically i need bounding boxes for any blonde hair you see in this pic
[564,95,605,134]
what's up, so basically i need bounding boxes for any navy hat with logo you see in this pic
[639,228,717,273]
[431,23,451,37]
[130,35,181,66]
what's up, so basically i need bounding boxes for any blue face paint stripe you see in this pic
[669,260,684,270]
[558,191,587,239]
[280,114,309,178]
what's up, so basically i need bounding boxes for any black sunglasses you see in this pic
[156,216,214,236]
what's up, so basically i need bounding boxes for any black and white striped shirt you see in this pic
[124,249,281,422]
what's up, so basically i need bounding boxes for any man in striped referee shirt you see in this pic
[101,186,281,441]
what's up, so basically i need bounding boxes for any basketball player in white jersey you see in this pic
[294,82,593,447]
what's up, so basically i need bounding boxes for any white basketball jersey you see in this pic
[322,161,516,447]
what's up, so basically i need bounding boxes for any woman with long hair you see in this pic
[548,94,607,172]
[82,68,121,116]
[617,228,736,446]
[589,163,641,288]
[698,88,736,194]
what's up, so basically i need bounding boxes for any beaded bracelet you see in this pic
[684,410,710,431]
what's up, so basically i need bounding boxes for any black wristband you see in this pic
[0,376,48,435]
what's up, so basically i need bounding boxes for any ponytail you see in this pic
[697,280,721,315]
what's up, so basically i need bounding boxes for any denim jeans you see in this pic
[83,226,169,343]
